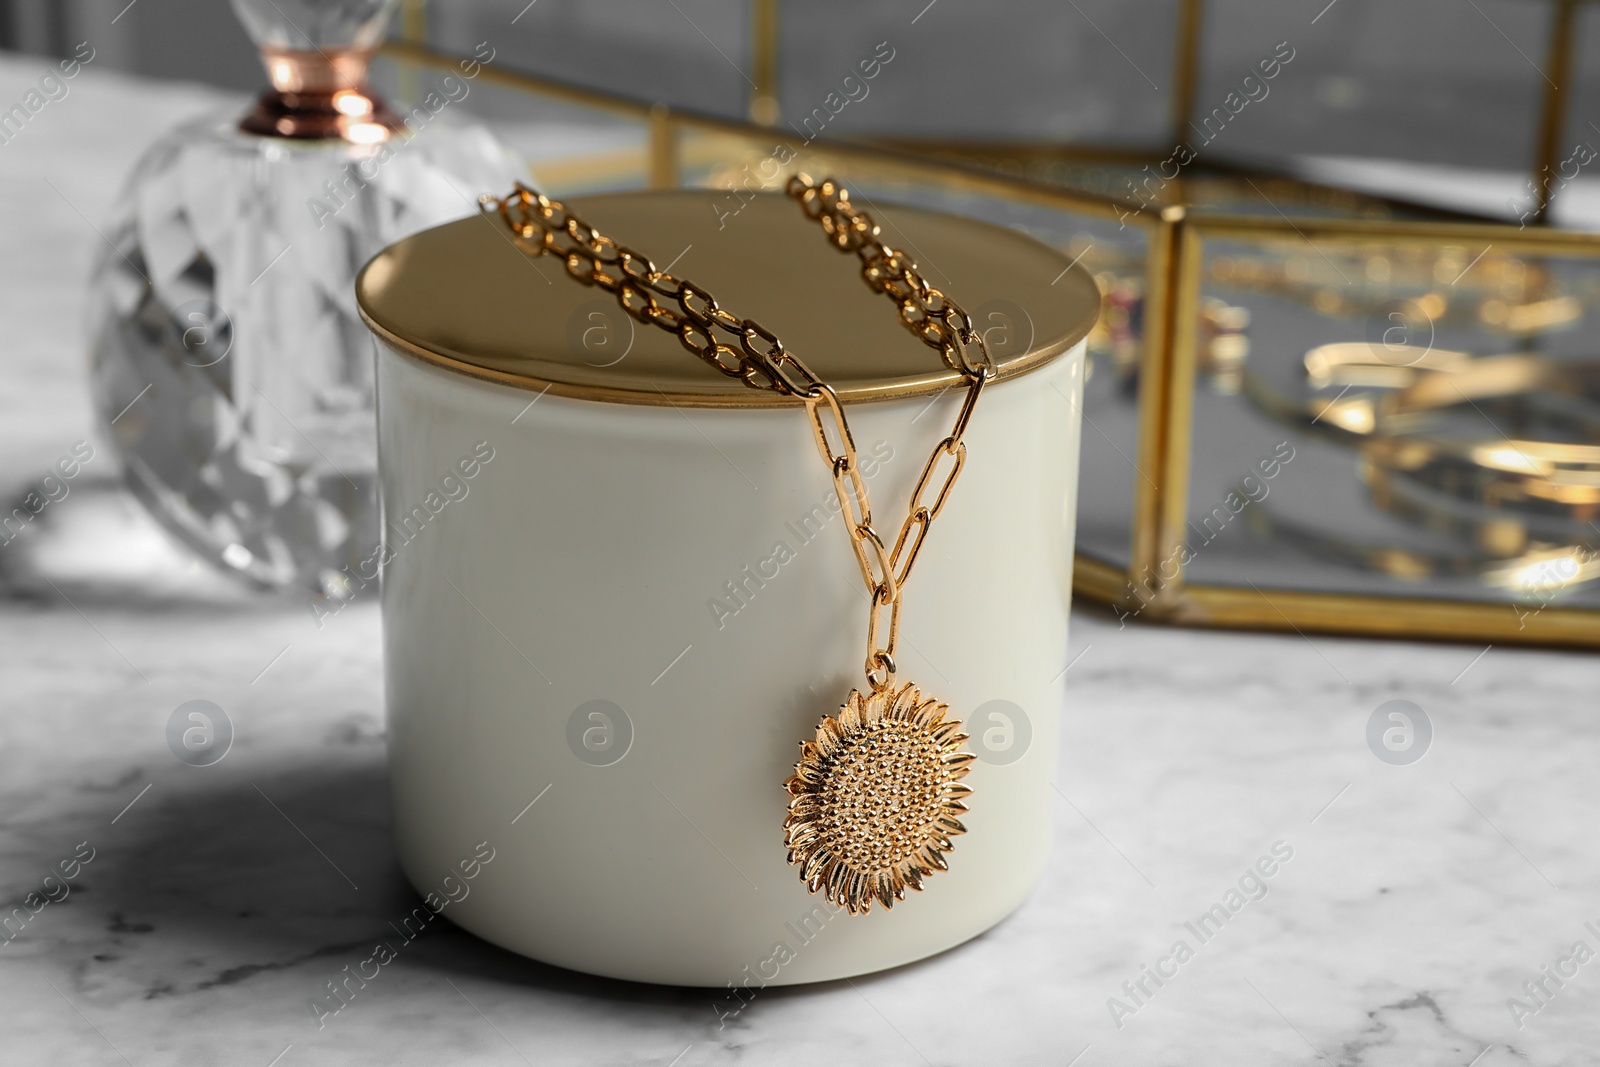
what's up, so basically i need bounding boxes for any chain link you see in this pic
[483,175,994,692]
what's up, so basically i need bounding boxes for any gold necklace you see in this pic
[486,175,987,915]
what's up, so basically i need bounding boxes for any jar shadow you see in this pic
[79,756,723,1011]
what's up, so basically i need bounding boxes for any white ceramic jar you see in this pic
[357,189,1098,986]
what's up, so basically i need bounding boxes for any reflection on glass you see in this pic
[1188,235,1600,610]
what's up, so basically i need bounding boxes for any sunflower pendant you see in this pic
[782,681,975,915]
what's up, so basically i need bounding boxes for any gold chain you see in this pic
[484,175,994,692]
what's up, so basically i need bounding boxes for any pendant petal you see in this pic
[874,872,896,911]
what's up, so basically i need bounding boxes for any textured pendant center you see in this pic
[818,719,948,871]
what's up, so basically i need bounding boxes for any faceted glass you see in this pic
[87,109,519,596]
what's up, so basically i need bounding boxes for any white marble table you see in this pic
[4,55,1600,1067]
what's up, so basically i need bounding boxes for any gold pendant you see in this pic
[782,681,974,915]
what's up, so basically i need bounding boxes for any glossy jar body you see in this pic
[374,338,1085,985]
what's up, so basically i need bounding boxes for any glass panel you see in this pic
[416,0,1185,145]
[773,0,1182,145]
[1056,217,1150,574]
[1551,3,1600,230]
[1183,230,1600,614]
[370,54,652,195]
[1197,0,1549,171]
[421,0,752,120]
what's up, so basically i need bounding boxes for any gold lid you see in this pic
[356,189,1098,407]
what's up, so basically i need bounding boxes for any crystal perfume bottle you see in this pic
[87,0,520,597]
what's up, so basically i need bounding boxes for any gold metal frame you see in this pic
[379,3,1600,648]
[1533,0,1588,223]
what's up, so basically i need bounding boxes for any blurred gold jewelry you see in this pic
[1243,490,1600,594]
[1209,245,1584,337]
[1361,460,1600,559]
[1243,341,1600,579]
